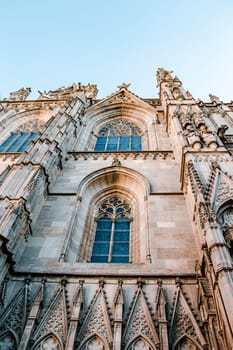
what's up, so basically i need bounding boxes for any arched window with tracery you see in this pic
[94,120,142,151]
[91,196,131,263]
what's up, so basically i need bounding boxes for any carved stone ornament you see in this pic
[108,90,136,104]
[112,158,121,166]
[209,94,221,103]
[216,183,233,209]
[172,87,183,100]
[156,68,173,85]
[4,87,31,101]
[199,125,217,148]
[38,83,98,100]
[183,126,201,149]
[33,287,67,344]
[117,83,131,91]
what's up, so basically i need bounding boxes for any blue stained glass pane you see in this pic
[131,136,142,150]
[106,136,118,151]
[96,218,112,230]
[114,231,130,241]
[112,243,129,255]
[94,143,105,151]
[0,133,20,152]
[115,219,130,230]
[92,243,109,255]
[94,137,107,151]
[18,132,38,152]
[8,132,29,152]
[96,136,106,144]
[91,255,108,262]
[95,230,111,241]
[119,136,130,151]
[111,256,129,263]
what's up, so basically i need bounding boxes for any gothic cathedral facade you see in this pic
[0,69,232,349]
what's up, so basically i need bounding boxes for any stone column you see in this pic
[113,281,124,350]
[65,281,83,350]
[18,280,45,350]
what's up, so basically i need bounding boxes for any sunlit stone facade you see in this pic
[0,70,232,349]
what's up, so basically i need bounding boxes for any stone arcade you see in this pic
[0,68,232,349]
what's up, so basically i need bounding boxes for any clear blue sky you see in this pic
[0,0,233,101]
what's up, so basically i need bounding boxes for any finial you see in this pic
[117,83,131,91]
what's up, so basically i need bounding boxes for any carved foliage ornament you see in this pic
[216,183,233,209]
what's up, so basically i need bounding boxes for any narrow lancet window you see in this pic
[91,197,131,263]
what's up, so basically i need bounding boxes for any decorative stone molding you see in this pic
[69,151,173,161]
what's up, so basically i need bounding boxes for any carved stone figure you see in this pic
[183,126,201,149]
[192,113,205,128]
[172,87,183,100]
[179,113,192,129]
[217,125,228,139]
[209,94,221,103]
[38,83,98,100]
[199,125,217,148]
[5,87,31,101]
[156,68,173,85]
[112,158,121,166]
[222,207,233,227]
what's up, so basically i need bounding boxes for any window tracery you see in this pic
[94,120,142,151]
[91,196,131,263]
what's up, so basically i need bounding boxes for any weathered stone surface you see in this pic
[0,70,232,349]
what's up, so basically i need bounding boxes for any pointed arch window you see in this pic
[94,120,142,151]
[91,197,131,263]
[0,131,38,153]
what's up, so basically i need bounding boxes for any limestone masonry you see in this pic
[0,69,232,349]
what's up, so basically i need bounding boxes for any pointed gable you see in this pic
[0,283,30,342]
[87,86,157,115]
[75,281,113,349]
[211,169,233,210]
[123,281,160,348]
[169,283,207,348]
[32,284,68,345]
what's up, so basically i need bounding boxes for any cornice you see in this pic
[68,150,174,160]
